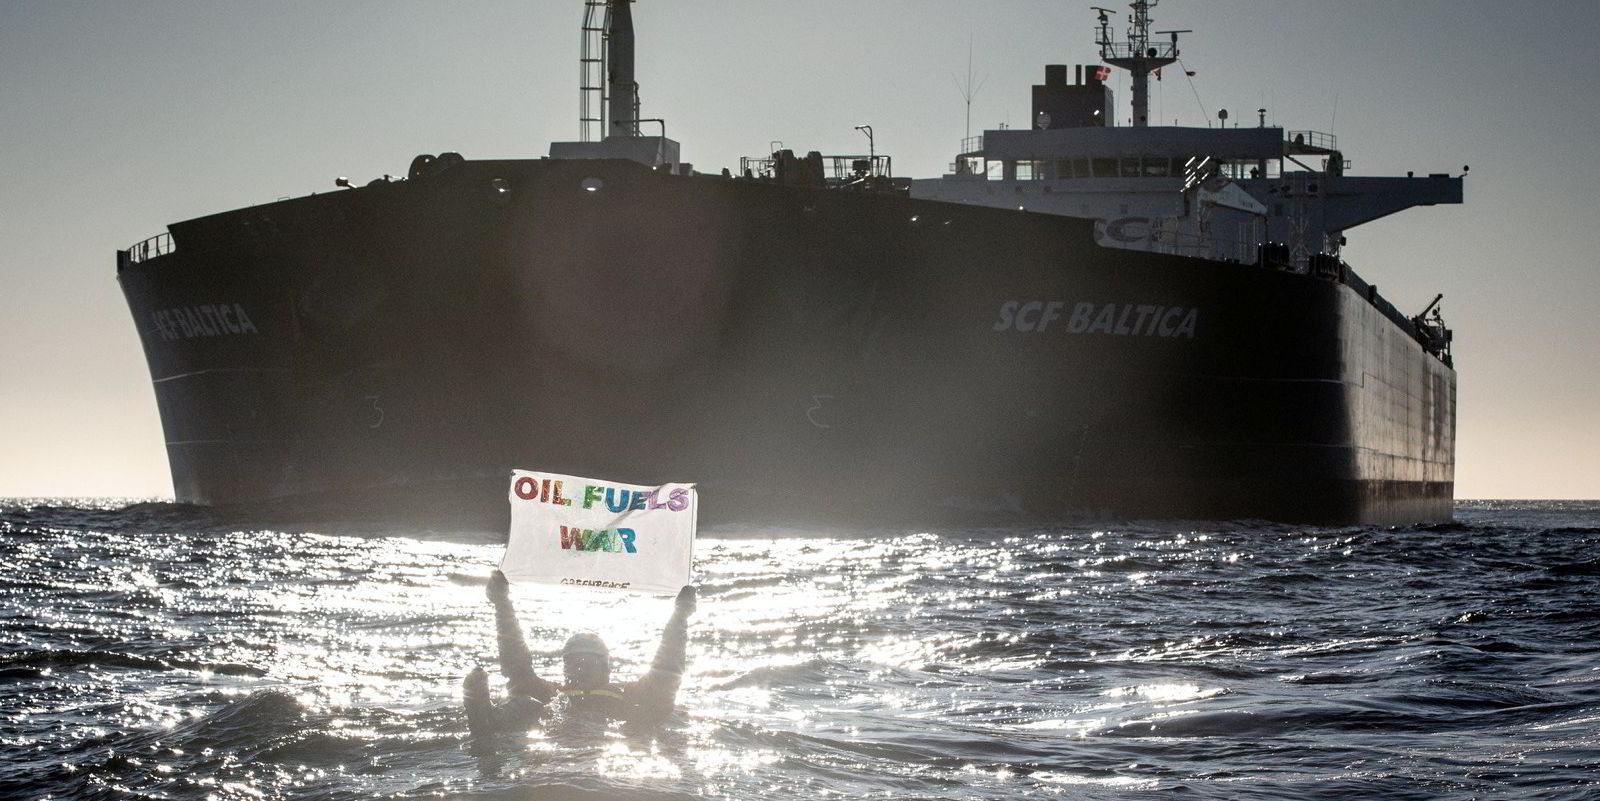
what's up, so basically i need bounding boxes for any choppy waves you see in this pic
[1,499,1597,800]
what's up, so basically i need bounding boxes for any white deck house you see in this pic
[912,125,1279,265]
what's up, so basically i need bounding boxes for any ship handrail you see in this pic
[1287,130,1337,152]
[739,153,893,183]
[126,232,174,264]
[1095,39,1178,61]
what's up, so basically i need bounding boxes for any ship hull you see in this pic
[118,158,1454,527]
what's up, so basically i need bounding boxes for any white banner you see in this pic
[500,470,697,595]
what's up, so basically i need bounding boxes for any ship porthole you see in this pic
[581,177,603,193]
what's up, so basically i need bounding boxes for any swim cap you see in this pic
[563,632,609,658]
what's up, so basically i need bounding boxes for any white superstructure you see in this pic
[911,0,1463,273]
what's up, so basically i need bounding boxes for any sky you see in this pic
[1,0,1597,500]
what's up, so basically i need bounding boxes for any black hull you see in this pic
[118,159,1455,527]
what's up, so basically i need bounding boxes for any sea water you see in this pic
[1,500,1596,800]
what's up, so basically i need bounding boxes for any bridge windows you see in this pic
[1221,160,1280,180]
[969,154,1200,180]
[1053,158,1095,179]
[1016,160,1047,181]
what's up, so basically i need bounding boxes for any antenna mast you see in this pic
[1094,1,1185,127]
[954,36,987,141]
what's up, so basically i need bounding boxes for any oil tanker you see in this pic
[117,1,1461,526]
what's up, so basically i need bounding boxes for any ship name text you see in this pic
[993,300,1198,338]
[151,303,259,341]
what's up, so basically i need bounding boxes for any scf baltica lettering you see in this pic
[994,300,1198,338]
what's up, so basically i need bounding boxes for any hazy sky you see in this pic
[2,0,1597,500]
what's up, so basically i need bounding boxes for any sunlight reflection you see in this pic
[1033,772,1161,790]
[1013,715,1108,738]
[858,637,933,670]
[687,743,782,776]
[596,740,683,781]
[1104,682,1224,704]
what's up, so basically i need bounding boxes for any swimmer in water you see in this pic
[463,570,695,739]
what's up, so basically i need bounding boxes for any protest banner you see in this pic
[499,469,697,594]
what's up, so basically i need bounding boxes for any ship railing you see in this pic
[126,232,174,264]
[825,154,891,180]
[1095,39,1178,61]
[739,156,775,178]
[1287,130,1337,152]
[959,135,984,155]
[739,153,893,182]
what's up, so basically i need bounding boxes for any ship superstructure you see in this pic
[916,1,1461,307]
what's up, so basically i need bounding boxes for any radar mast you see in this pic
[1094,1,1186,127]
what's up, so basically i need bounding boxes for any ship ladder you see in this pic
[579,0,610,141]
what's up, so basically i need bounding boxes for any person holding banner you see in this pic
[463,569,697,738]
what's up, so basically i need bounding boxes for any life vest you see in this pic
[558,684,628,720]
[561,686,623,701]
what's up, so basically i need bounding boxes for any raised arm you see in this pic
[624,585,696,720]
[487,570,557,702]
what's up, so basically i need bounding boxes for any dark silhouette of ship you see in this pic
[118,1,1461,526]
